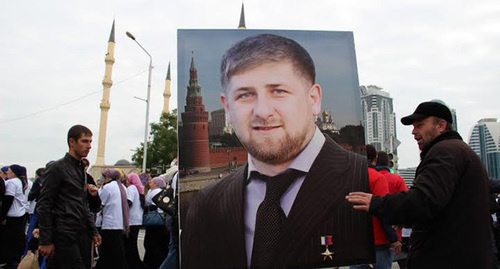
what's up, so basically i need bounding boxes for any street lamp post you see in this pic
[126,31,152,173]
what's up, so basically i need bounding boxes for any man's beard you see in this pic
[237,120,310,165]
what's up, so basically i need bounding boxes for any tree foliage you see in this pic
[132,109,178,173]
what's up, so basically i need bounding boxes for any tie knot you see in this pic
[250,169,304,202]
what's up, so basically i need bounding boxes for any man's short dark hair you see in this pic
[67,125,92,147]
[35,167,46,178]
[376,151,390,167]
[220,34,316,91]
[366,145,377,163]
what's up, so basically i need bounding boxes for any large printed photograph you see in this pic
[177,29,373,268]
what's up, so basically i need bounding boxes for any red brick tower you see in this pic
[181,56,211,172]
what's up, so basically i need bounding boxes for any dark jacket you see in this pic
[37,153,98,245]
[0,178,4,211]
[370,131,495,269]
[28,177,42,202]
[86,173,102,213]
[182,136,374,269]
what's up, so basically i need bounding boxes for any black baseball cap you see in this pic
[401,101,453,125]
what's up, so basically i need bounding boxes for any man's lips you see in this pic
[253,126,280,130]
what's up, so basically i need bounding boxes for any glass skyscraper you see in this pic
[360,85,400,154]
[469,118,500,179]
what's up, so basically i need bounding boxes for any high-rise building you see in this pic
[398,167,416,188]
[360,85,400,154]
[209,109,226,136]
[451,108,458,131]
[469,118,500,178]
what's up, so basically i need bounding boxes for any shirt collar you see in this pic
[64,152,84,168]
[247,127,325,179]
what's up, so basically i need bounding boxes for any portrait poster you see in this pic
[178,29,373,268]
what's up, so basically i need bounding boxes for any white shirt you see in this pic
[99,181,126,230]
[95,209,103,227]
[127,185,144,226]
[145,188,163,213]
[5,177,27,217]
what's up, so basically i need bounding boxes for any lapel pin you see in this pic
[320,235,334,260]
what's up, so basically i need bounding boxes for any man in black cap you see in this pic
[347,101,495,268]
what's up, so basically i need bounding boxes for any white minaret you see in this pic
[95,20,115,166]
[163,62,171,114]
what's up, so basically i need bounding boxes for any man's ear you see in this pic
[220,93,231,124]
[69,137,76,149]
[309,83,322,116]
[437,119,447,133]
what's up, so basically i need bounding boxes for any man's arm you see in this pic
[1,195,14,222]
[489,178,500,193]
[87,183,102,213]
[37,164,63,246]
[348,147,461,225]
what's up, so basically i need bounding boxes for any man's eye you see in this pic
[273,89,286,95]
[236,92,253,100]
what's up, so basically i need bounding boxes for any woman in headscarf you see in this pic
[95,169,129,269]
[0,164,28,269]
[143,176,170,269]
[124,172,147,269]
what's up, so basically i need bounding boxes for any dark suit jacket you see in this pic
[182,136,374,269]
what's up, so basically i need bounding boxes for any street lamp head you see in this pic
[126,31,136,40]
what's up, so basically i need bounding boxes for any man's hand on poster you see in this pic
[345,192,372,211]
[39,244,55,259]
[391,241,402,254]
[88,184,98,196]
[93,234,102,247]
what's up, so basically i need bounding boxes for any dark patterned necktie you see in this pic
[250,169,304,269]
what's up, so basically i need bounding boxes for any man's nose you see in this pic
[253,95,274,119]
[411,127,417,135]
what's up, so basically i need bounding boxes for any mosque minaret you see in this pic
[163,62,172,113]
[95,20,115,166]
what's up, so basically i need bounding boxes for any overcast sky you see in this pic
[1,0,498,177]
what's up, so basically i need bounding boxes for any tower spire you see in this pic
[163,61,171,113]
[166,61,171,80]
[96,20,116,166]
[238,3,246,29]
[190,52,196,70]
[108,19,115,42]
[181,54,211,172]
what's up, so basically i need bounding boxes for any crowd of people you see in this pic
[0,125,179,269]
[2,33,499,269]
